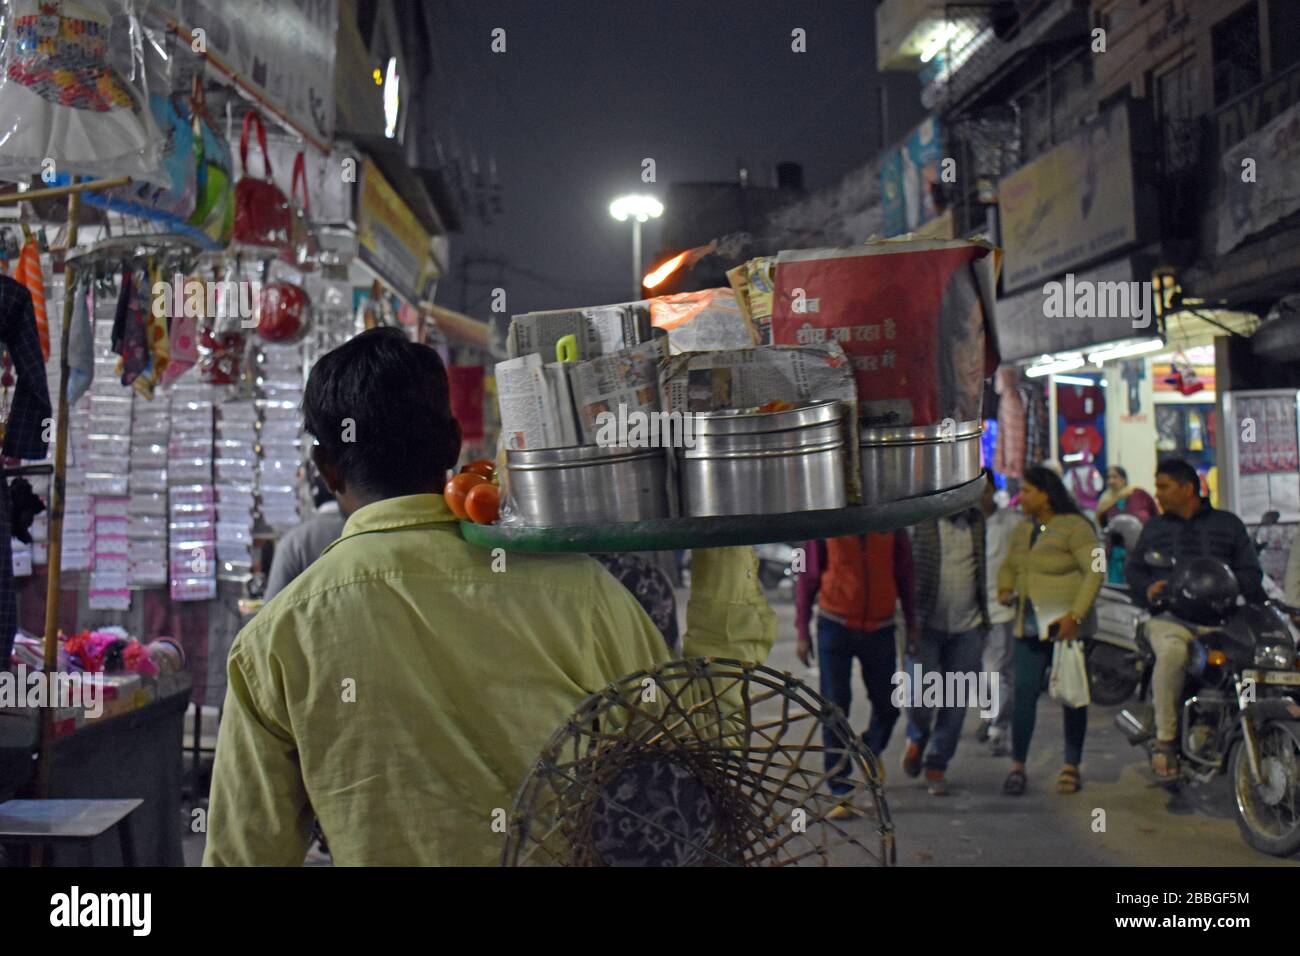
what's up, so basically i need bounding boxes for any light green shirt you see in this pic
[203,494,775,866]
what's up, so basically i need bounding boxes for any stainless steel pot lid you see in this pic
[860,419,983,445]
[507,443,667,470]
[692,400,842,435]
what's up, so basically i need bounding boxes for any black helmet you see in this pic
[1167,557,1239,625]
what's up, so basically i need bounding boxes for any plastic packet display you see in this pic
[0,0,166,185]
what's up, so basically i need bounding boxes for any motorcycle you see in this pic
[1088,510,1287,706]
[1113,550,1300,857]
[754,542,799,591]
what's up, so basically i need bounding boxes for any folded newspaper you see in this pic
[508,302,652,361]
[659,341,862,500]
[495,339,669,451]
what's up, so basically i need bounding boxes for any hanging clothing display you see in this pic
[993,366,1025,477]
[1020,378,1051,469]
[0,274,52,667]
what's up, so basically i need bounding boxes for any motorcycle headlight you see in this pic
[1254,643,1297,670]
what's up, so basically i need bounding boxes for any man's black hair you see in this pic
[304,327,460,498]
[1156,457,1200,493]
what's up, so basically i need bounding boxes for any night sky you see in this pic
[425,0,924,318]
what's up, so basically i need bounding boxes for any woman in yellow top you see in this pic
[996,466,1104,796]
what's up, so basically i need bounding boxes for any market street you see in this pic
[760,582,1300,868]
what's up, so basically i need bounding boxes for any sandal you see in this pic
[1003,768,1027,796]
[1150,743,1179,780]
[1056,765,1081,794]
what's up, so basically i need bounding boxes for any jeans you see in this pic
[982,621,1015,734]
[1146,615,1196,743]
[904,626,984,772]
[817,617,899,795]
[1012,637,1087,765]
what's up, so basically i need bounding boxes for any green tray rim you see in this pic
[460,475,986,553]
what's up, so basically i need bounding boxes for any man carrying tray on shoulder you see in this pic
[204,328,776,866]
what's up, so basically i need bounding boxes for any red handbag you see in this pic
[281,152,320,271]
[233,111,291,251]
[257,281,312,344]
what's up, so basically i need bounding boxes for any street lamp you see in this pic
[609,194,663,300]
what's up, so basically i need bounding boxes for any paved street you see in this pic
[761,580,1298,867]
[183,577,1299,867]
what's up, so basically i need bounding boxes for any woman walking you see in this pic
[996,466,1103,795]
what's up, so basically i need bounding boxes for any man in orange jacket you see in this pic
[796,532,916,813]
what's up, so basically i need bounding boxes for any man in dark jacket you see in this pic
[1125,458,1264,776]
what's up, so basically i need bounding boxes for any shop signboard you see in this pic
[880,117,944,238]
[993,256,1141,364]
[149,0,338,144]
[997,103,1138,293]
[1218,98,1300,255]
[356,157,435,305]
[1215,60,1300,154]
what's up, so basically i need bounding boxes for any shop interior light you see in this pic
[383,56,400,138]
[1025,354,1084,378]
[1053,374,1100,387]
[1086,337,1164,365]
[609,195,664,223]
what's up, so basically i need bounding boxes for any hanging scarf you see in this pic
[132,261,170,399]
[13,238,49,360]
[118,268,150,385]
[110,266,132,356]
[66,276,94,405]
[163,300,199,385]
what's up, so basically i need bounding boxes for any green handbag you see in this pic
[186,77,234,243]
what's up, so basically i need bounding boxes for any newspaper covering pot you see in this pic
[771,236,1000,429]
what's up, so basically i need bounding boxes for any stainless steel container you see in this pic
[680,401,847,517]
[506,444,670,526]
[858,419,982,504]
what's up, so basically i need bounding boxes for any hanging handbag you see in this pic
[186,77,234,243]
[233,110,291,251]
[281,152,320,271]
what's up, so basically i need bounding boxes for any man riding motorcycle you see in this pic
[1125,458,1266,778]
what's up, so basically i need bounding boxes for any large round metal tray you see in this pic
[460,474,984,553]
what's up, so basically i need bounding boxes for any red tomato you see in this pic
[464,481,500,524]
[461,459,496,481]
[444,472,486,519]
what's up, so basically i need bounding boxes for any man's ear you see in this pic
[312,444,345,497]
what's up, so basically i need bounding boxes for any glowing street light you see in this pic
[609,194,663,299]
